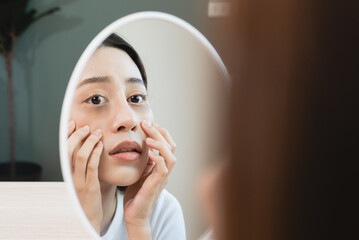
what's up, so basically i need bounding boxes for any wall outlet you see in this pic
[208,1,231,18]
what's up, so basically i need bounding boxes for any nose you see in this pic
[111,103,138,132]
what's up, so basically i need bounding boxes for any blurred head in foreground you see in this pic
[200,1,359,239]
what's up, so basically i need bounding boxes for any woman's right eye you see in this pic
[86,95,106,105]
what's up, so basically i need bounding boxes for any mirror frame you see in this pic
[59,11,230,238]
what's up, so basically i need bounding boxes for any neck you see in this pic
[99,182,117,236]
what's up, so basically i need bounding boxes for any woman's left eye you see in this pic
[128,95,145,104]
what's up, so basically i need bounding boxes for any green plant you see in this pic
[0,0,60,177]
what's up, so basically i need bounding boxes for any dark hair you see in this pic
[101,33,147,89]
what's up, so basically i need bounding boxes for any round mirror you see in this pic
[60,11,229,239]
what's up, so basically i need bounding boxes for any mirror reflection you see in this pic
[62,13,229,240]
[68,33,185,239]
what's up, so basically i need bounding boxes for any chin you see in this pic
[98,165,145,187]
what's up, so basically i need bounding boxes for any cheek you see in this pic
[140,104,154,122]
[70,107,105,132]
[136,107,154,136]
[148,111,154,122]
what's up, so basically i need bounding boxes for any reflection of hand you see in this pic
[124,121,176,239]
[67,120,103,234]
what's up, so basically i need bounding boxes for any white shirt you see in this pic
[101,189,186,240]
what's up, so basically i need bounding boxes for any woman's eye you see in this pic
[87,95,105,105]
[128,95,145,104]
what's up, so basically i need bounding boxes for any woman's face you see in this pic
[70,46,154,186]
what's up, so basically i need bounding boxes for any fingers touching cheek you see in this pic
[146,138,176,173]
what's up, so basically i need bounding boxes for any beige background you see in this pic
[115,19,229,239]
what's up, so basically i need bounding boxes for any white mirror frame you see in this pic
[59,11,230,238]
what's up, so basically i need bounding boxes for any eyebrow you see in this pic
[128,77,145,87]
[78,76,110,88]
[77,76,144,88]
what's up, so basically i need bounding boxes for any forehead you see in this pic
[78,46,142,85]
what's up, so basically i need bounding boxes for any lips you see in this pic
[109,141,142,155]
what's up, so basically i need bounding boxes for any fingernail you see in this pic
[81,125,89,132]
[147,138,155,144]
[93,129,102,136]
[68,120,74,129]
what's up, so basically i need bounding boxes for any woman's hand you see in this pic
[67,120,104,233]
[123,121,177,239]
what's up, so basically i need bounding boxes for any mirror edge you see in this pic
[59,11,231,239]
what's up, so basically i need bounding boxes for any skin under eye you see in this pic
[128,94,147,104]
[85,95,107,105]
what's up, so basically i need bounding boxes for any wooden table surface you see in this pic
[0,182,95,240]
